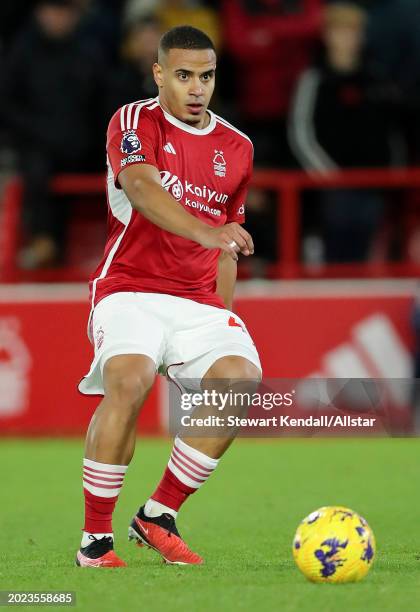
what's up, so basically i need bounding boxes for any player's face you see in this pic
[154,48,216,129]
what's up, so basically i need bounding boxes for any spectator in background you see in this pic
[123,1,220,49]
[0,0,106,268]
[77,0,124,63]
[222,0,322,167]
[288,2,402,263]
[221,0,323,275]
[358,0,420,162]
[359,0,420,263]
[105,17,161,121]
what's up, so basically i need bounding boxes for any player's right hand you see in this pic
[197,223,254,261]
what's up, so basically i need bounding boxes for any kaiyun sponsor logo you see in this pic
[160,171,228,205]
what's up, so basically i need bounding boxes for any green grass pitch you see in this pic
[1,437,419,611]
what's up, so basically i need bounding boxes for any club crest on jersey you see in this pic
[121,130,141,154]
[213,150,226,177]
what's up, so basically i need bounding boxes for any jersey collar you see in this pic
[156,97,216,135]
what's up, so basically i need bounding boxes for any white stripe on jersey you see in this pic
[89,159,133,313]
[214,114,252,144]
[105,156,132,225]
[90,223,130,313]
[119,98,157,132]
[132,100,159,129]
[126,102,135,131]
[120,104,127,131]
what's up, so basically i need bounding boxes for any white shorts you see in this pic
[78,292,262,395]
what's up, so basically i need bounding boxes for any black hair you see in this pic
[159,25,215,56]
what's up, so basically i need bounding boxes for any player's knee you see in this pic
[104,358,155,413]
[115,374,151,409]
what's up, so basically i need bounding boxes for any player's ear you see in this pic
[153,63,164,88]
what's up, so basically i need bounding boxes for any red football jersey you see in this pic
[90,97,253,310]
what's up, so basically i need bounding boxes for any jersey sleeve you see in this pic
[226,144,253,224]
[107,104,159,188]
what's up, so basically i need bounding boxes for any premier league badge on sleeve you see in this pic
[121,130,142,154]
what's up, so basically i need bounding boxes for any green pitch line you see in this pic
[0,438,419,611]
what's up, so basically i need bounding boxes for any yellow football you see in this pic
[293,506,376,583]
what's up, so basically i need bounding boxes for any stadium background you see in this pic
[0,1,419,609]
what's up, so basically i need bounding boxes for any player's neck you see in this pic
[158,98,210,130]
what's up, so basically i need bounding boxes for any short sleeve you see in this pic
[226,144,253,224]
[107,104,159,188]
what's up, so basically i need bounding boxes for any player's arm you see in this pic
[216,252,237,311]
[119,164,254,261]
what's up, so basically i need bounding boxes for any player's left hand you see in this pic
[197,223,254,260]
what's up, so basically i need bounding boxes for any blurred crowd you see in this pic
[0,0,420,270]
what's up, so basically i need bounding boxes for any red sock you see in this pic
[82,459,128,534]
[150,437,219,512]
[152,466,196,511]
[83,490,119,533]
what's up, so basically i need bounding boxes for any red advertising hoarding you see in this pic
[0,283,415,435]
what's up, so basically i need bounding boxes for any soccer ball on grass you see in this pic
[292,506,375,583]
